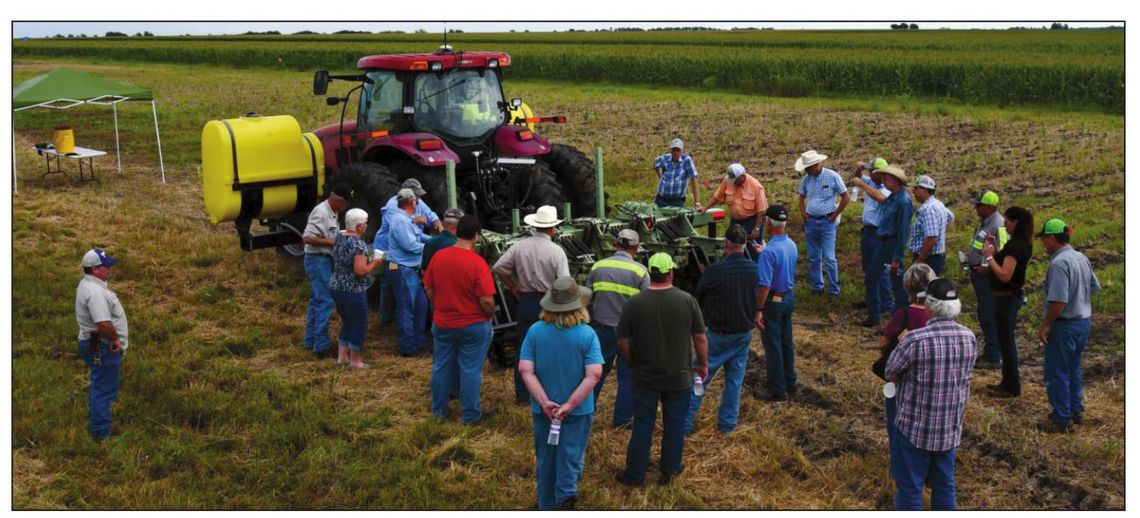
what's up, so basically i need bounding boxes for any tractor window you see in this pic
[361,71,404,132]
[413,69,505,140]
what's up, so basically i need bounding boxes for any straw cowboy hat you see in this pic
[875,165,908,184]
[523,205,563,228]
[540,276,592,312]
[794,149,828,172]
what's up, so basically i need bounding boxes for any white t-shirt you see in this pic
[75,274,129,349]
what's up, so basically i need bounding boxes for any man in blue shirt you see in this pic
[796,150,849,295]
[849,158,894,326]
[909,175,955,275]
[755,205,799,401]
[653,138,700,208]
[374,178,440,323]
[874,166,914,313]
[387,188,430,356]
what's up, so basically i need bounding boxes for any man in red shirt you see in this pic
[423,215,497,424]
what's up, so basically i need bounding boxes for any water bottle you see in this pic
[547,418,562,445]
[693,375,705,396]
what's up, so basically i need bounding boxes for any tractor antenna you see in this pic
[443,22,448,50]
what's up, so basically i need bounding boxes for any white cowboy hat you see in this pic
[523,205,563,228]
[794,149,828,172]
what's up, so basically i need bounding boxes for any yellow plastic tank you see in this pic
[53,125,75,154]
[507,102,536,131]
[201,114,324,224]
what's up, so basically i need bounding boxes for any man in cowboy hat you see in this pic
[653,137,701,208]
[849,157,894,325]
[699,163,768,257]
[374,178,442,323]
[962,191,1008,369]
[908,175,955,275]
[796,149,850,295]
[874,165,914,314]
[494,205,571,403]
[75,248,129,440]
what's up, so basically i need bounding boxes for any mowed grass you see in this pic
[11,57,1124,509]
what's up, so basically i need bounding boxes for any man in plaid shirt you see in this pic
[885,278,977,510]
[653,138,700,208]
[908,175,955,275]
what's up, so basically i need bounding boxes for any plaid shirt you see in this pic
[908,196,954,255]
[798,168,848,217]
[654,153,698,199]
[885,317,977,452]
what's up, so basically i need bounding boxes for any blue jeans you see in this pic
[861,226,892,322]
[685,330,751,434]
[971,271,1001,363]
[394,265,429,355]
[1044,318,1090,421]
[625,385,688,483]
[894,431,957,510]
[330,289,368,350]
[303,254,335,352]
[591,324,633,427]
[79,340,121,440]
[533,412,593,509]
[654,194,686,208]
[431,321,493,423]
[886,396,900,481]
[805,217,839,294]
[877,238,908,313]
[924,253,946,276]
[378,260,395,323]
[761,293,796,396]
[994,294,1025,395]
[514,293,544,402]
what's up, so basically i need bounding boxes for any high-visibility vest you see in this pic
[589,258,647,297]
[972,226,1009,252]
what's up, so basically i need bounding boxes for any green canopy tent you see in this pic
[12,67,166,192]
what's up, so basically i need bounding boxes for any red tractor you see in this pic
[291,45,598,247]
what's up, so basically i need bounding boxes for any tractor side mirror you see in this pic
[511,98,522,108]
[326,97,341,106]
[313,71,330,96]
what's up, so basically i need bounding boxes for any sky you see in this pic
[11,21,1121,38]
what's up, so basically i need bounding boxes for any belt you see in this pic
[862,224,878,231]
[991,289,1024,297]
[808,214,830,219]
[305,253,331,258]
[1055,316,1088,322]
[709,327,752,335]
[519,291,545,297]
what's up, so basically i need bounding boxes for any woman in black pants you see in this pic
[981,206,1034,397]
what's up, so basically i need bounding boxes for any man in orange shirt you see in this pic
[700,163,768,258]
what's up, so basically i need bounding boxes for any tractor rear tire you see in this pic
[544,143,600,217]
[515,162,567,217]
[334,161,402,243]
[389,158,450,217]
[272,212,309,259]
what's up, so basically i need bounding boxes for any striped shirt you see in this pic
[587,251,650,327]
[654,153,698,199]
[909,196,955,255]
[694,252,759,334]
[885,317,977,452]
[798,168,848,217]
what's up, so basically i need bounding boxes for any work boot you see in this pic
[1040,419,1074,434]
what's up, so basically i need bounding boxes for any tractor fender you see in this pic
[493,125,551,157]
[362,133,460,168]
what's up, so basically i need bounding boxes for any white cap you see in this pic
[670,138,684,150]
[913,175,936,190]
[726,163,746,179]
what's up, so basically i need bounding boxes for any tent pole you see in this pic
[151,101,165,183]
[12,128,18,194]
[113,102,122,174]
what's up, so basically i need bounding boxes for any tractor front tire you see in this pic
[389,158,450,217]
[543,143,601,217]
[334,161,402,242]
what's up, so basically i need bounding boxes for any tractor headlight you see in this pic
[430,62,443,71]
[488,59,499,68]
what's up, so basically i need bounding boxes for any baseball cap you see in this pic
[82,248,117,268]
[972,191,999,207]
[670,138,684,150]
[330,182,353,199]
[442,207,464,221]
[396,188,417,203]
[912,175,936,190]
[869,157,888,171]
[648,252,675,274]
[401,178,427,197]
[923,278,958,301]
[726,163,746,180]
[1036,218,1070,238]
[617,228,640,247]
[765,204,789,222]
[724,225,748,245]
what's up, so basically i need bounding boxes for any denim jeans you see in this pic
[885,396,900,481]
[514,293,544,402]
[993,294,1025,395]
[970,271,1001,363]
[79,340,121,440]
[533,412,593,509]
[861,226,892,322]
[654,194,686,208]
[877,238,908,313]
[303,254,335,352]
[1044,318,1090,421]
[590,324,633,427]
[394,265,429,355]
[624,385,688,483]
[805,217,840,294]
[378,260,395,323]
[330,289,368,351]
[894,431,957,510]
[913,253,946,276]
[685,330,751,434]
[761,293,796,396]
[431,321,493,423]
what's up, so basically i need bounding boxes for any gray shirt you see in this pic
[967,211,1005,267]
[1044,245,1101,320]
[75,274,129,349]
[492,231,570,293]
[586,251,650,327]
[303,200,339,256]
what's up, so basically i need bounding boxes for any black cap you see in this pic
[330,183,353,199]
[765,205,788,222]
[924,278,958,301]
[724,225,748,245]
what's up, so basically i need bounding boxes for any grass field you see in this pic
[10,35,1124,510]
